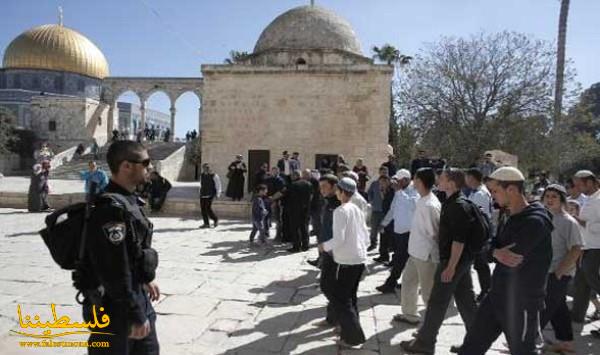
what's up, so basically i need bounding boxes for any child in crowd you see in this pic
[250,184,269,245]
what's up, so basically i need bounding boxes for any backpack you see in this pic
[39,193,138,271]
[460,197,492,255]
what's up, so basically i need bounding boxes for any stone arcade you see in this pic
[0,4,392,186]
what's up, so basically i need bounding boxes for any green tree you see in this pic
[398,31,573,169]
[372,44,412,65]
[0,106,18,155]
[372,44,412,163]
[224,50,251,64]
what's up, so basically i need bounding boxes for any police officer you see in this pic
[458,167,553,355]
[83,140,160,354]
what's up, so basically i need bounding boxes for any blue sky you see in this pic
[2,0,600,138]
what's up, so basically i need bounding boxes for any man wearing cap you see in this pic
[457,166,553,355]
[571,170,600,323]
[377,169,419,294]
[323,177,369,348]
[342,171,370,220]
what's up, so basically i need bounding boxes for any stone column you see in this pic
[169,106,176,142]
[198,106,202,133]
[140,101,146,141]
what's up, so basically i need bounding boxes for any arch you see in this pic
[296,57,307,65]
[101,77,204,141]
[144,90,172,141]
[174,91,202,141]
[114,90,143,139]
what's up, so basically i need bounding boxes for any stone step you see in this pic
[50,142,185,180]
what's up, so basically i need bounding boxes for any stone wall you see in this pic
[200,64,393,190]
[29,96,108,146]
[0,153,21,175]
[154,145,186,182]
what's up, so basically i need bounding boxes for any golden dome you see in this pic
[2,24,109,79]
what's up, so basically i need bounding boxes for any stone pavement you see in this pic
[0,208,598,354]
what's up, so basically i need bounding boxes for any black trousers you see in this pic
[331,262,366,345]
[378,229,392,261]
[200,197,218,225]
[473,252,491,295]
[459,295,542,355]
[417,258,477,348]
[289,210,309,250]
[571,249,600,322]
[88,309,159,354]
[383,232,409,288]
[310,207,322,237]
[319,252,337,325]
[540,274,573,341]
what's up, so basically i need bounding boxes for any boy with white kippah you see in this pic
[323,177,369,348]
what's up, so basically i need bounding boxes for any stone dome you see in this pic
[254,5,362,56]
[2,24,109,79]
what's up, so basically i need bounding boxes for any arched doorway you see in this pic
[144,91,172,142]
[114,90,141,140]
[175,91,202,180]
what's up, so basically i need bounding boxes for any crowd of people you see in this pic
[198,149,600,353]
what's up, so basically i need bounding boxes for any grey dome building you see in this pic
[254,5,363,56]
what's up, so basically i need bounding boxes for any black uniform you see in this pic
[83,181,159,354]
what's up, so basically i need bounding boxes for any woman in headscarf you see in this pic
[28,164,44,212]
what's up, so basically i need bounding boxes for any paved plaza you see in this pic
[0,208,598,354]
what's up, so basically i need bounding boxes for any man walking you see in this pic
[465,168,493,301]
[377,169,418,293]
[571,170,600,323]
[367,166,390,251]
[199,163,221,228]
[458,167,553,355]
[393,168,441,325]
[401,168,478,354]
[312,174,341,324]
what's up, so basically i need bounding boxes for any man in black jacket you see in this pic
[85,141,160,354]
[199,163,222,228]
[285,170,313,252]
[312,174,341,325]
[458,167,553,355]
[401,168,477,354]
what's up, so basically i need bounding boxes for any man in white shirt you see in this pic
[571,170,600,322]
[393,168,441,325]
[377,169,419,293]
[343,171,371,219]
[465,168,493,301]
[323,177,369,348]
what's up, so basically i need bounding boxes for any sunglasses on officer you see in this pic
[126,158,151,167]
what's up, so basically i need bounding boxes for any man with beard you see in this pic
[84,140,161,354]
